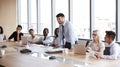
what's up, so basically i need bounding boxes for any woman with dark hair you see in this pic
[8,25,23,41]
[51,28,59,48]
[0,26,6,41]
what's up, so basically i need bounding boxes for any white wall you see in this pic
[0,0,17,38]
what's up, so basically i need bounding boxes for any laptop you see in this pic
[73,44,86,55]
[21,36,28,45]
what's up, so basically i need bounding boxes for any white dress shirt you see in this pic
[58,20,78,46]
[102,41,120,60]
[27,36,39,43]
[39,36,53,45]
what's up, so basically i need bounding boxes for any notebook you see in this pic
[45,48,63,54]
[73,44,86,55]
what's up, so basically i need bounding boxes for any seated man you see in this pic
[27,29,39,44]
[97,31,120,60]
[8,25,23,41]
[36,28,53,45]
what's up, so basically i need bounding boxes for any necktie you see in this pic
[104,47,110,55]
[43,36,46,40]
[62,25,64,39]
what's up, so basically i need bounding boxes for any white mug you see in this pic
[0,49,5,57]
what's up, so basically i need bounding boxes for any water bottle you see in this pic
[84,50,90,65]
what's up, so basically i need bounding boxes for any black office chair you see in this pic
[85,40,90,47]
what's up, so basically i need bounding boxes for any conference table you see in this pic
[0,41,120,67]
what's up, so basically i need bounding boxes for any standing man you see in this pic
[56,13,78,49]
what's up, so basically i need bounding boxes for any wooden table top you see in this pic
[0,41,120,67]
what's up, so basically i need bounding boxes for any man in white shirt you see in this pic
[27,29,39,44]
[99,31,120,60]
[37,28,53,45]
[56,13,78,49]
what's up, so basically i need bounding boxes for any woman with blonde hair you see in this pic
[86,30,105,58]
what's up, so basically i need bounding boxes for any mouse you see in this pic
[49,56,56,60]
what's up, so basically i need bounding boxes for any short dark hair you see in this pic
[17,25,22,29]
[43,28,49,33]
[29,29,34,32]
[54,28,59,37]
[56,13,65,17]
[105,31,116,40]
[0,26,3,34]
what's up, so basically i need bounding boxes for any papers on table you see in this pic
[45,48,64,54]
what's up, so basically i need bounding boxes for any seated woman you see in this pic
[27,29,39,44]
[0,26,6,42]
[86,30,105,58]
[8,25,23,41]
[51,28,59,48]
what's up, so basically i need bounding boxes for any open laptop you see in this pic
[21,36,28,45]
[73,44,86,55]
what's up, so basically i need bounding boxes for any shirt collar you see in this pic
[62,20,66,26]
[109,41,115,47]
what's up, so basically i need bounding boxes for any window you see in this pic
[29,0,37,34]
[18,0,28,33]
[54,0,69,28]
[93,0,116,40]
[17,0,118,41]
[38,0,51,35]
[17,0,52,35]
[73,0,90,39]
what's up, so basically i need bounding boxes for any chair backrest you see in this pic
[78,39,92,47]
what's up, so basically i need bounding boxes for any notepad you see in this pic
[45,48,63,54]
